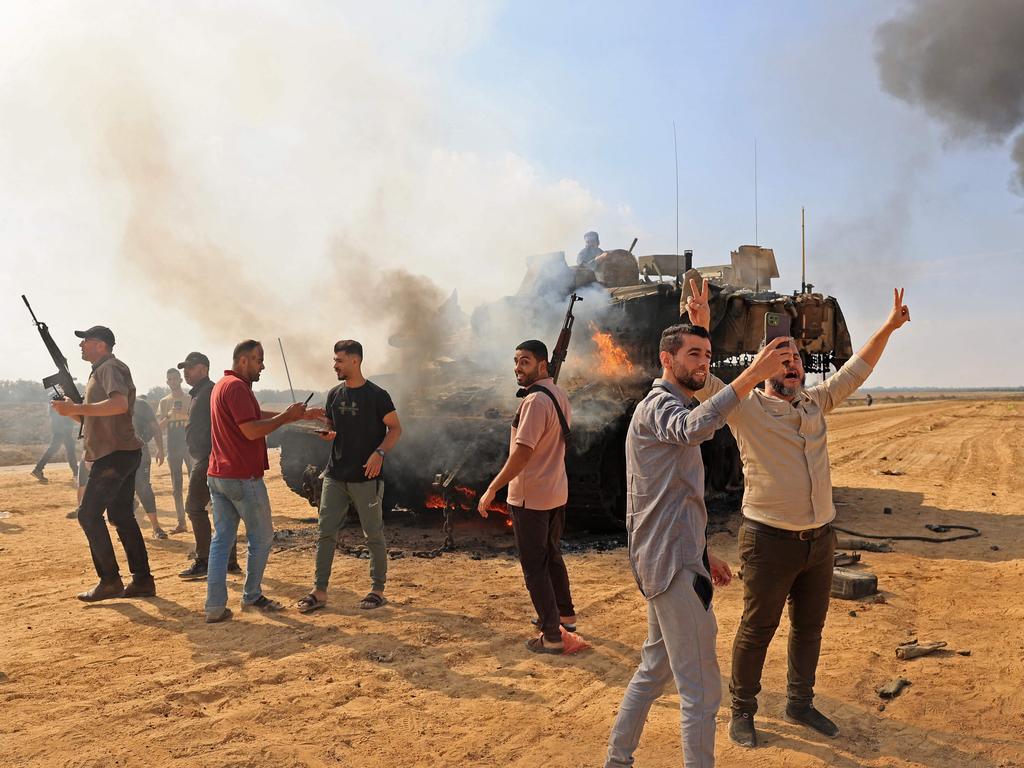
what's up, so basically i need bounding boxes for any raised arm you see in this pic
[856,288,911,368]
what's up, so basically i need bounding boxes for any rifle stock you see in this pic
[22,295,83,404]
[549,292,582,385]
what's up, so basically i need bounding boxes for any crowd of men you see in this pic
[45,278,910,766]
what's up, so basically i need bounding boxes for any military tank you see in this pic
[276,243,852,532]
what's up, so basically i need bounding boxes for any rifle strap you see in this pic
[513,384,570,441]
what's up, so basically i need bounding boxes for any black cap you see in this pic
[176,351,210,369]
[74,326,115,347]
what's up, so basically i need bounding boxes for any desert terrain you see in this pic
[1,397,1022,767]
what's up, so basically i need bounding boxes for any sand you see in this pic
[1,398,1022,767]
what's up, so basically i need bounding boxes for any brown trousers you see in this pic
[730,521,836,715]
[510,505,575,643]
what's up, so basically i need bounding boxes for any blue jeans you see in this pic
[205,476,274,613]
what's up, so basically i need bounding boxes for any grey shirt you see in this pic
[626,378,739,599]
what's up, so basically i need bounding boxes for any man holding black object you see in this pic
[478,340,575,654]
[687,282,911,746]
[297,340,401,614]
[52,325,154,602]
[606,324,788,768]
[176,352,240,580]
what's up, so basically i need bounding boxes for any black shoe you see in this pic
[122,576,156,598]
[784,704,840,738]
[77,578,124,602]
[729,712,758,748]
[227,562,243,575]
[31,468,48,484]
[179,559,208,581]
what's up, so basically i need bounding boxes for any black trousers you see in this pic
[167,430,190,520]
[185,455,237,565]
[35,431,78,475]
[510,504,575,643]
[731,521,836,715]
[78,449,151,580]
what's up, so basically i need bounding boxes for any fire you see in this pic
[589,322,635,377]
[423,485,507,516]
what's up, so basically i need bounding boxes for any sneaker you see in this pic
[241,595,285,613]
[122,576,156,598]
[729,712,758,748]
[205,607,233,624]
[31,468,48,484]
[784,704,840,738]
[227,562,243,575]
[152,529,168,540]
[178,559,208,581]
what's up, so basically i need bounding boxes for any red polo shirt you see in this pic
[208,370,269,479]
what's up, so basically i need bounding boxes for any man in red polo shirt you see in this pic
[204,339,322,623]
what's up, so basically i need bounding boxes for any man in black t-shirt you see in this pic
[132,395,167,539]
[297,340,402,613]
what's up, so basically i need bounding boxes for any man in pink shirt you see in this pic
[479,339,575,654]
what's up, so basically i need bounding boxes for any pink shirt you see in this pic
[507,378,571,510]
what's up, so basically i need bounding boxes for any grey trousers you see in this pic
[606,568,721,768]
[315,476,387,593]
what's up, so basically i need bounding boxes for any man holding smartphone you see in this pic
[297,340,402,614]
[686,281,911,747]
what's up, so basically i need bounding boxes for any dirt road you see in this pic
[1,399,1021,767]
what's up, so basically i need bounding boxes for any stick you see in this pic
[277,337,296,402]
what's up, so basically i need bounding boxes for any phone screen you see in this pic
[764,311,792,343]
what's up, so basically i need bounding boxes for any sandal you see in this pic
[297,593,326,614]
[525,636,563,655]
[359,592,387,610]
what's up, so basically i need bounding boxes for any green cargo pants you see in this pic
[315,476,387,593]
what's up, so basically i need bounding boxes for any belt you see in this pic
[743,519,832,541]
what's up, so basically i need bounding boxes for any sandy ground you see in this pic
[1,398,1022,768]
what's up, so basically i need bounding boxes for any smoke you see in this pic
[875,0,1024,193]
[0,1,627,388]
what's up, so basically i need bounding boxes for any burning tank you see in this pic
[276,243,852,532]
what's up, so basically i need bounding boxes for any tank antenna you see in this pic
[754,138,760,293]
[673,120,680,282]
[278,337,296,403]
[801,206,807,294]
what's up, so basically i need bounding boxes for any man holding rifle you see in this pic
[687,281,911,747]
[479,339,576,654]
[52,325,154,602]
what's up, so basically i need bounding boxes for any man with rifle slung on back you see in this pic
[478,293,581,655]
[51,324,155,601]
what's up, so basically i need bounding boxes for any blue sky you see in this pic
[2,1,1021,389]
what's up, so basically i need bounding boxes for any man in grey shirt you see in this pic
[606,323,788,768]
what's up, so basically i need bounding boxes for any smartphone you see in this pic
[764,311,792,343]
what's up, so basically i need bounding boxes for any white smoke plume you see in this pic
[875,0,1024,194]
[0,1,630,390]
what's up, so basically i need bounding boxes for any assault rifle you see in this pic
[549,292,582,385]
[22,295,83,404]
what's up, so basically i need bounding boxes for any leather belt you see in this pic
[743,519,832,541]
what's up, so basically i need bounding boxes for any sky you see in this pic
[2,0,1022,392]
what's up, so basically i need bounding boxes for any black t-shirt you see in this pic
[133,398,158,444]
[325,380,396,482]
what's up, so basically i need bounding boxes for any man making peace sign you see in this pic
[687,282,910,747]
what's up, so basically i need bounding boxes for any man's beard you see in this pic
[769,373,805,397]
[671,361,706,392]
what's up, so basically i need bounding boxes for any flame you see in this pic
[589,322,635,377]
[423,485,506,516]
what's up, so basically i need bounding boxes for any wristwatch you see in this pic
[374,448,385,458]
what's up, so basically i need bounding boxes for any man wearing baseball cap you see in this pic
[53,325,154,601]
[176,351,241,581]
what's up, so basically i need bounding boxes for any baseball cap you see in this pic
[74,326,115,347]
[176,351,210,369]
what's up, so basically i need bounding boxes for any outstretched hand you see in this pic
[685,277,711,329]
[886,288,910,331]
